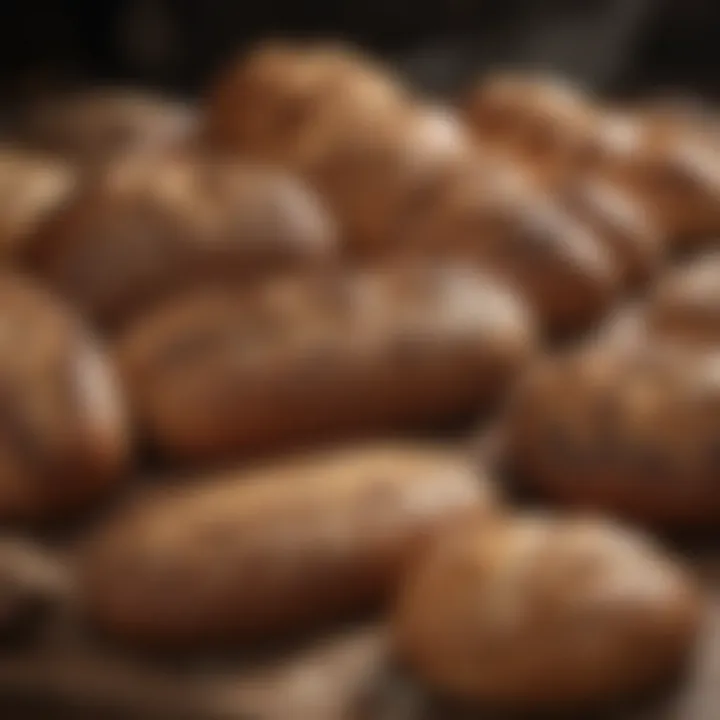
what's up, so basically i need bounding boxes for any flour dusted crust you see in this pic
[393,514,702,712]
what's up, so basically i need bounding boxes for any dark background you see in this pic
[0,0,718,102]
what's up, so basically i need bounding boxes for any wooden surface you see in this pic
[0,551,718,720]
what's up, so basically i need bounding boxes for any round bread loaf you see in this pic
[393,514,702,713]
[116,264,537,462]
[306,105,473,255]
[0,274,128,520]
[81,444,494,647]
[507,343,720,525]
[464,74,597,176]
[205,41,408,166]
[25,153,336,330]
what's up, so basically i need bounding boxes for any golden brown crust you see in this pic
[24,153,336,330]
[306,105,474,255]
[393,514,703,712]
[465,75,720,244]
[507,343,720,525]
[0,274,129,520]
[584,112,720,244]
[463,73,598,177]
[557,174,664,287]
[0,149,77,260]
[116,265,537,462]
[402,164,620,334]
[205,43,480,256]
[645,252,720,345]
[470,93,665,285]
[204,41,409,166]
[80,444,494,647]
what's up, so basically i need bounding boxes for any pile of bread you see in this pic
[0,39,718,716]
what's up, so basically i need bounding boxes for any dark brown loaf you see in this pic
[116,264,537,462]
[507,343,720,525]
[0,274,128,520]
[24,153,336,330]
[80,444,494,647]
[393,514,702,713]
